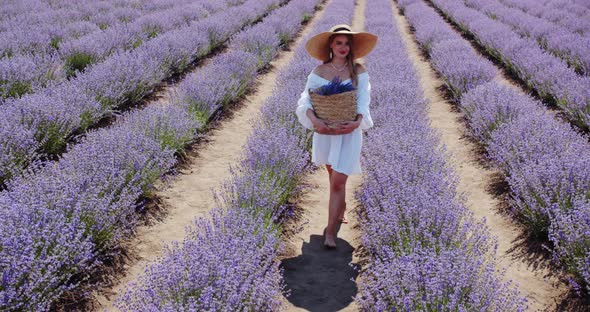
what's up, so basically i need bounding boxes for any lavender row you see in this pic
[0,0,284,186]
[0,0,235,101]
[0,0,190,53]
[1,1,135,44]
[462,83,590,293]
[0,0,322,309]
[58,1,228,75]
[427,0,590,129]
[399,0,590,295]
[172,1,319,125]
[353,0,525,309]
[0,104,191,311]
[116,0,360,309]
[398,0,498,97]
[462,0,590,76]
[498,0,590,36]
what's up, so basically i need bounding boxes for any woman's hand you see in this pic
[313,118,333,134]
[307,108,332,134]
[332,120,360,134]
[332,114,363,134]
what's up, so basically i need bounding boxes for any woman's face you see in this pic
[330,34,350,59]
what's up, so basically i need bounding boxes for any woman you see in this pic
[296,24,377,248]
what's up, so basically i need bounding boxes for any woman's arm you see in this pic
[295,74,317,130]
[306,108,332,134]
[356,71,374,130]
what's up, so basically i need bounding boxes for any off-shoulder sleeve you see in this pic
[357,72,373,130]
[295,74,315,130]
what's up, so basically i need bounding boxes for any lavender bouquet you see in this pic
[311,76,355,95]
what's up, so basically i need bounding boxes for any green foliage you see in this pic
[50,36,62,50]
[118,15,132,23]
[36,119,68,155]
[131,38,143,49]
[278,33,290,46]
[0,80,31,99]
[65,52,95,78]
[186,99,211,128]
[1,48,13,58]
[79,110,94,131]
[143,25,162,38]
[98,96,115,110]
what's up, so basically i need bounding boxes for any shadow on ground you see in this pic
[281,231,360,312]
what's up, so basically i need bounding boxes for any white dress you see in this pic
[295,71,373,176]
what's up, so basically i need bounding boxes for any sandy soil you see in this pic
[281,0,365,311]
[281,170,363,312]
[92,5,325,310]
[390,1,567,310]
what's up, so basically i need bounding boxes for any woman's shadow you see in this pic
[281,227,360,312]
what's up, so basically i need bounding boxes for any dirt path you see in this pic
[280,1,365,311]
[93,5,327,310]
[390,1,567,310]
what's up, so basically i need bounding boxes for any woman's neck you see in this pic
[331,56,347,67]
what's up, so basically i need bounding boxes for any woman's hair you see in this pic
[324,34,358,87]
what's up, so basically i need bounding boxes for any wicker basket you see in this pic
[309,89,357,128]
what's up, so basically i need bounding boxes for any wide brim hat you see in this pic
[305,24,378,61]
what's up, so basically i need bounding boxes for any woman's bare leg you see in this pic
[325,170,348,247]
[326,165,347,223]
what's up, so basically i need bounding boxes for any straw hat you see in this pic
[305,24,378,61]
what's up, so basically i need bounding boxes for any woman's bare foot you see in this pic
[323,228,337,249]
[338,203,348,224]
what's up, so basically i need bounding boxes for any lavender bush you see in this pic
[174,51,259,125]
[354,0,525,309]
[498,0,590,37]
[118,207,284,311]
[463,0,590,76]
[0,52,63,99]
[463,82,590,293]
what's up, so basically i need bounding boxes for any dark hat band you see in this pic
[333,27,351,32]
